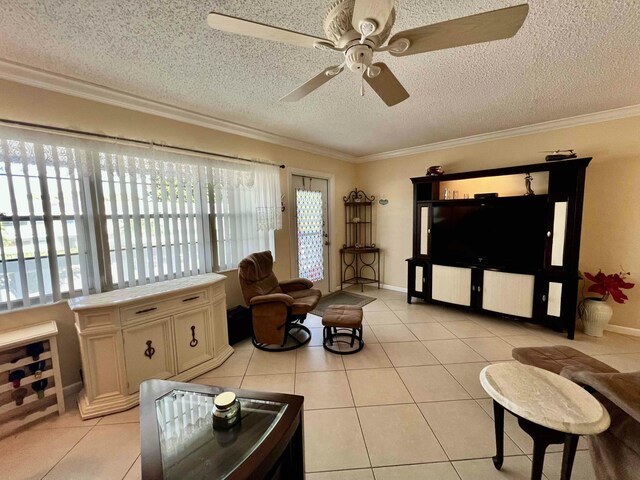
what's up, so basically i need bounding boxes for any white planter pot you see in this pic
[582,299,613,337]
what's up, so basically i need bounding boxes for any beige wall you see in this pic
[0,79,356,386]
[357,115,640,330]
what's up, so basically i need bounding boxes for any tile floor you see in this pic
[3,284,640,479]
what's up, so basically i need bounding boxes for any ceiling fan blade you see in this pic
[280,66,344,102]
[389,4,529,57]
[352,0,395,36]
[364,63,409,107]
[207,12,327,49]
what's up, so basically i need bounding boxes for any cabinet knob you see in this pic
[542,294,547,302]
[471,285,476,292]
[478,286,481,292]
[547,231,552,238]
[427,228,431,234]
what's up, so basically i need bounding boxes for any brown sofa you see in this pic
[513,346,640,480]
[238,251,321,351]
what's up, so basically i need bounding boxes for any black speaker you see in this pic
[226,306,253,345]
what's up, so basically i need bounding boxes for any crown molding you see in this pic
[356,104,640,163]
[0,58,354,162]
[2,59,639,165]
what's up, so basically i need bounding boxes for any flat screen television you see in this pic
[431,196,548,270]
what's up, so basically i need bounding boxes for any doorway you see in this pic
[291,174,330,293]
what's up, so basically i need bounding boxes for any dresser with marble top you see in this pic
[69,273,233,419]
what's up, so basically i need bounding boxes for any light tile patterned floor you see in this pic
[3,284,640,479]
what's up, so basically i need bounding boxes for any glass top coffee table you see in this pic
[139,379,304,480]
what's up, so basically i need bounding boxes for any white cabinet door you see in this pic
[415,265,424,293]
[123,317,176,394]
[482,271,535,318]
[420,206,430,256]
[550,201,568,267]
[546,282,563,317]
[431,265,472,306]
[174,307,214,373]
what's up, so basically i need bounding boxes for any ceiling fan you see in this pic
[207,0,529,107]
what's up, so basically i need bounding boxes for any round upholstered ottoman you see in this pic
[321,305,364,354]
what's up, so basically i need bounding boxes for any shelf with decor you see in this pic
[0,321,65,438]
[340,188,381,291]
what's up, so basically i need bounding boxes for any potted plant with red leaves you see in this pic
[581,270,635,337]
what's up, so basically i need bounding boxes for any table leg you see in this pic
[517,417,565,480]
[492,400,504,470]
[531,438,549,480]
[560,434,579,480]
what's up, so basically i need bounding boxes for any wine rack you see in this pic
[0,321,65,438]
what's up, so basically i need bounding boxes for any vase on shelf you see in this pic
[582,298,613,337]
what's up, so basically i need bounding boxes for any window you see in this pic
[0,126,281,309]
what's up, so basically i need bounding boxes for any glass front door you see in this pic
[292,175,329,293]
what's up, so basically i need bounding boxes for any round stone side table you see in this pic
[480,362,610,480]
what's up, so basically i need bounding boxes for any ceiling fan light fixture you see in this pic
[345,44,373,72]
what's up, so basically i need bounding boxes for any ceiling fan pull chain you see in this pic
[360,72,365,97]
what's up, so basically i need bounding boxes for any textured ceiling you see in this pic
[0,0,639,157]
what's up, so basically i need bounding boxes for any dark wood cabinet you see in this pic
[407,158,591,339]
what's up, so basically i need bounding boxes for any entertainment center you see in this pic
[407,158,591,339]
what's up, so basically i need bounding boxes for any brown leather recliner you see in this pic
[238,251,321,351]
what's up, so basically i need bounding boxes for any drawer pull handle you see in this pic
[144,340,156,359]
[182,296,200,302]
[190,326,199,348]
[136,307,157,315]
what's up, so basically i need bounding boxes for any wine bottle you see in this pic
[31,379,48,399]
[26,342,44,361]
[9,370,26,388]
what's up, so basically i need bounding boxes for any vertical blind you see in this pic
[0,125,281,309]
